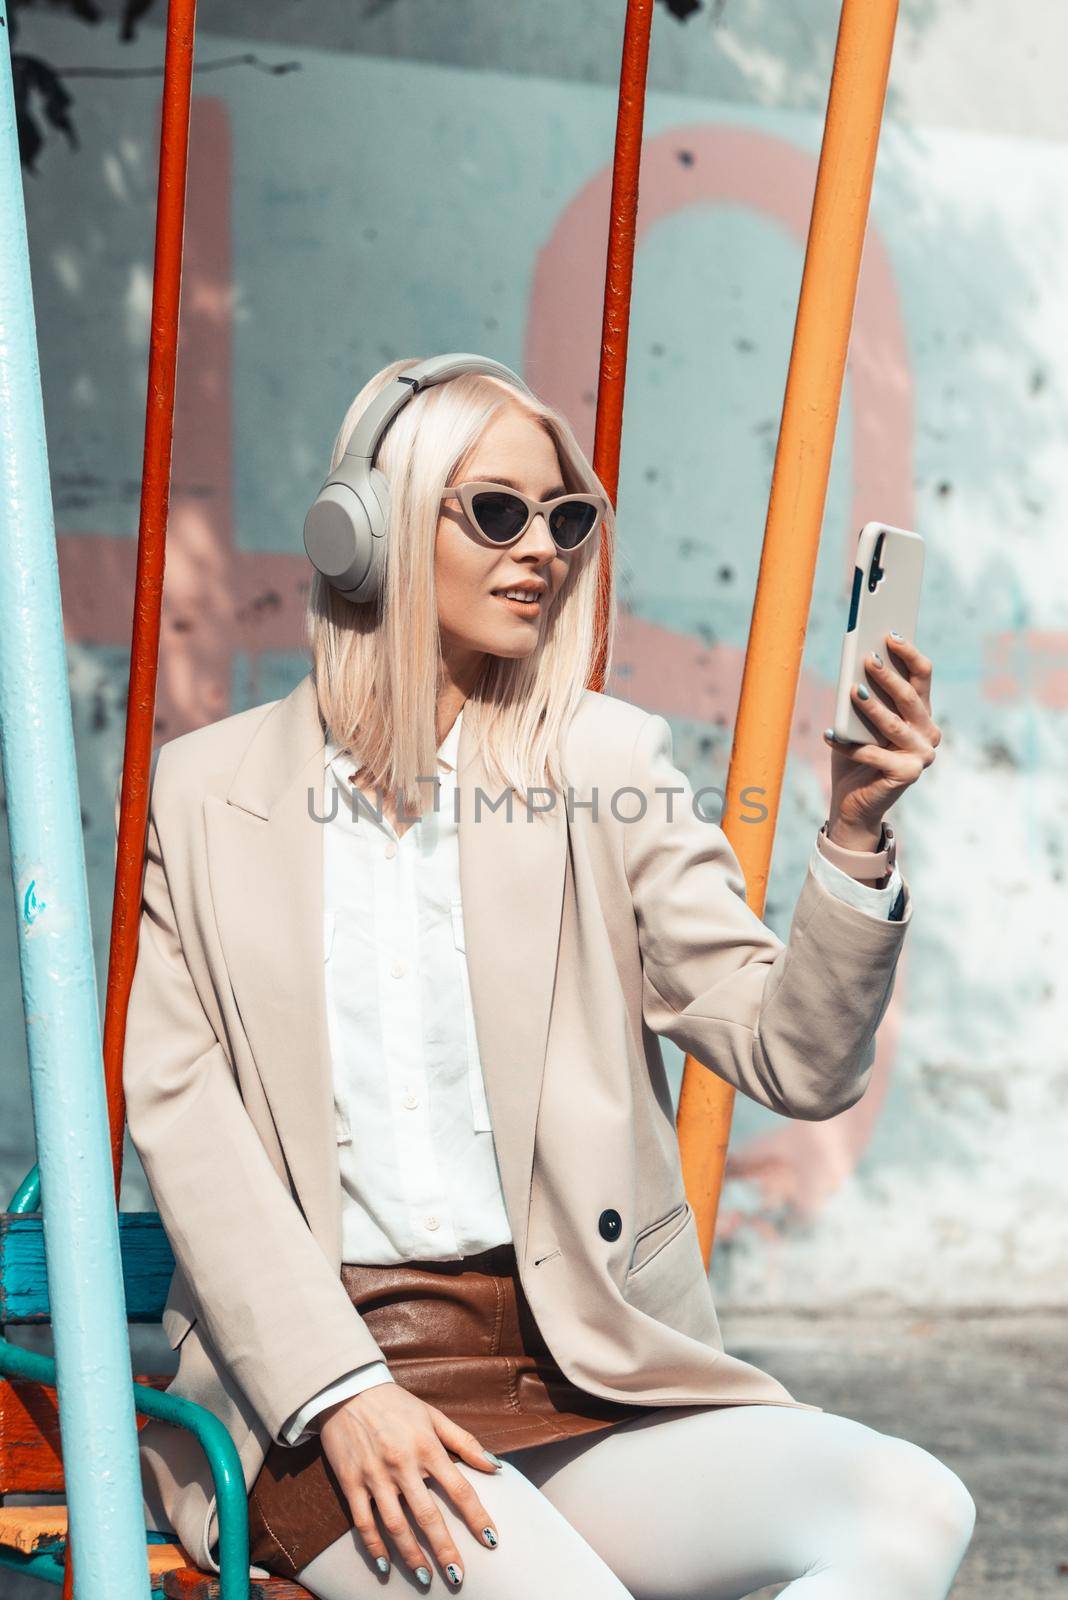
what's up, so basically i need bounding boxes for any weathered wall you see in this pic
[3,0,1065,1310]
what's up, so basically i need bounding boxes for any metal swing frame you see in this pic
[0,1,900,1594]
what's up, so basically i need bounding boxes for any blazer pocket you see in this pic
[626,1199,691,1277]
[622,1202,717,1341]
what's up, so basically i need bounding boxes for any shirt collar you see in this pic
[325,703,464,776]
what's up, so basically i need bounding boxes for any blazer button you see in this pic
[598,1208,622,1242]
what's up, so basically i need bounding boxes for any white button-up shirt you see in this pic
[279,704,904,1444]
[322,704,510,1271]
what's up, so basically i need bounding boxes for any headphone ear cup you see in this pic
[303,462,390,603]
[307,353,533,602]
[354,466,390,604]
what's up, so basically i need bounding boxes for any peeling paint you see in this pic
[21,877,46,927]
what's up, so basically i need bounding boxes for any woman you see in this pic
[124,355,975,1598]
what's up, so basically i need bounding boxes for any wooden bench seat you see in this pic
[1,1210,317,1595]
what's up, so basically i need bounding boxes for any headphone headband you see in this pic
[344,354,535,463]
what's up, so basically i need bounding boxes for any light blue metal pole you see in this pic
[0,4,151,1594]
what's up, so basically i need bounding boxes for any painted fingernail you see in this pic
[856,684,870,699]
[871,652,883,667]
[416,1565,431,1584]
[824,728,835,740]
[482,1526,498,1547]
[483,1450,504,1468]
[376,1556,390,1575]
[446,1562,464,1584]
[890,630,902,638]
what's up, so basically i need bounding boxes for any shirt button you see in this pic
[403,1091,419,1110]
[424,1215,440,1231]
[384,841,397,859]
[391,959,405,978]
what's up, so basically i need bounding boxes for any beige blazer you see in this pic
[122,671,911,1569]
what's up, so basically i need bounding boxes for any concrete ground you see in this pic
[2,1311,1063,1597]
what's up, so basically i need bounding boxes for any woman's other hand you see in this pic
[317,1382,502,1585]
[822,632,941,846]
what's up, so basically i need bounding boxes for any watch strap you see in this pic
[817,820,896,883]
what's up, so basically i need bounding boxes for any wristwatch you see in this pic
[817,819,897,883]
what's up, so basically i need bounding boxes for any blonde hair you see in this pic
[305,357,617,816]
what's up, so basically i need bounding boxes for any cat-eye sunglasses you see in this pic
[440,481,608,552]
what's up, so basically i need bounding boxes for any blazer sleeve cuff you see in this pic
[809,834,904,920]
[279,1359,396,1446]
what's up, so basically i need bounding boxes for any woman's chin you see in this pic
[472,627,542,661]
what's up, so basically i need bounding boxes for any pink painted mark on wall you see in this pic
[985,630,1068,708]
[524,125,920,1240]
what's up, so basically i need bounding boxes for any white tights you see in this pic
[295,1401,976,1599]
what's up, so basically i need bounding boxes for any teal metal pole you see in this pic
[0,1338,252,1600]
[0,4,152,1594]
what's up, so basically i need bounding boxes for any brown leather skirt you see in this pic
[246,1242,647,1579]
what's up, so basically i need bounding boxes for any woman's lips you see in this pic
[492,590,542,614]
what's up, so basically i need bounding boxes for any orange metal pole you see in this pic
[676,0,901,1269]
[62,1,198,1594]
[588,0,654,693]
[103,0,198,1200]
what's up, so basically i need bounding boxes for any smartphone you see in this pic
[833,521,925,746]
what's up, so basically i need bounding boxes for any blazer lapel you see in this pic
[455,704,568,1265]
[204,674,341,1262]
[204,673,569,1270]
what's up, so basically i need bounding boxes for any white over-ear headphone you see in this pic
[303,352,535,604]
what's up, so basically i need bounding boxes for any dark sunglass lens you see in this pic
[550,500,598,550]
[470,491,528,543]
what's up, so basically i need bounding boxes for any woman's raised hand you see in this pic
[317,1382,502,1586]
[822,631,941,846]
